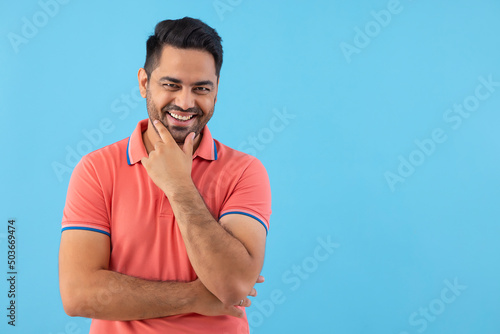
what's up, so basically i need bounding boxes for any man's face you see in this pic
[141,45,218,144]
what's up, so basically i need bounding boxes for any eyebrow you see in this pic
[158,76,214,87]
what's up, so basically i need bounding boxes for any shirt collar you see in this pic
[126,119,217,165]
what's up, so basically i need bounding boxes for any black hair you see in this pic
[144,17,223,78]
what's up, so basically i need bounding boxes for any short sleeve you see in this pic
[219,158,272,234]
[61,155,111,236]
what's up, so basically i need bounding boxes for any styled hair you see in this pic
[144,17,223,78]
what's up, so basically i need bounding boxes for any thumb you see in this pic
[229,306,244,318]
[183,132,196,156]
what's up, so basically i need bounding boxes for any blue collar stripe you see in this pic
[126,136,131,165]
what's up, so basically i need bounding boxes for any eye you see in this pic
[194,87,210,94]
[163,83,179,90]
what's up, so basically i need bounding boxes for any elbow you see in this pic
[62,293,96,318]
[62,302,79,318]
[218,282,252,307]
[61,294,82,317]
[60,285,93,318]
[206,267,262,307]
[216,269,262,307]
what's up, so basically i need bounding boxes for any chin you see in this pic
[169,130,191,143]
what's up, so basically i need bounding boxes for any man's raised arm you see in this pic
[141,121,270,307]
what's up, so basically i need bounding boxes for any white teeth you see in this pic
[169,112,194,121]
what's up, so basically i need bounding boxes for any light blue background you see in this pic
[1,0,499,333]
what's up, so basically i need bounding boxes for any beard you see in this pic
[145,89,213,144]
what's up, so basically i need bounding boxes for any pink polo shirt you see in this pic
[61,119,271,333]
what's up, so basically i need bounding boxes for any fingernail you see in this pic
[153,120,159,124]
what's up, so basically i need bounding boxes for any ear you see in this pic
[138,68,149,98]
[214,77,220,104]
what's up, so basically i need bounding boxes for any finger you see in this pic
[241,298,251,307]
[140,157,149,166]
[234,298,251,308]
[228,306,244,318]
[256,275,265,283]
[153,119,175,144]
[183,132,196,156]
[248,287,257,297]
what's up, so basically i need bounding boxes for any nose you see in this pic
[175,89,196,111]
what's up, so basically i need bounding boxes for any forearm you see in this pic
[168,183,259,305]
[63,269,195,321]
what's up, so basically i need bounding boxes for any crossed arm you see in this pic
[59,121,268,320]
[59,222,264,320]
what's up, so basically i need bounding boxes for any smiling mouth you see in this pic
[166,111,196,121]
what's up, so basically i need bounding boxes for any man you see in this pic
[59,17,271,333]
